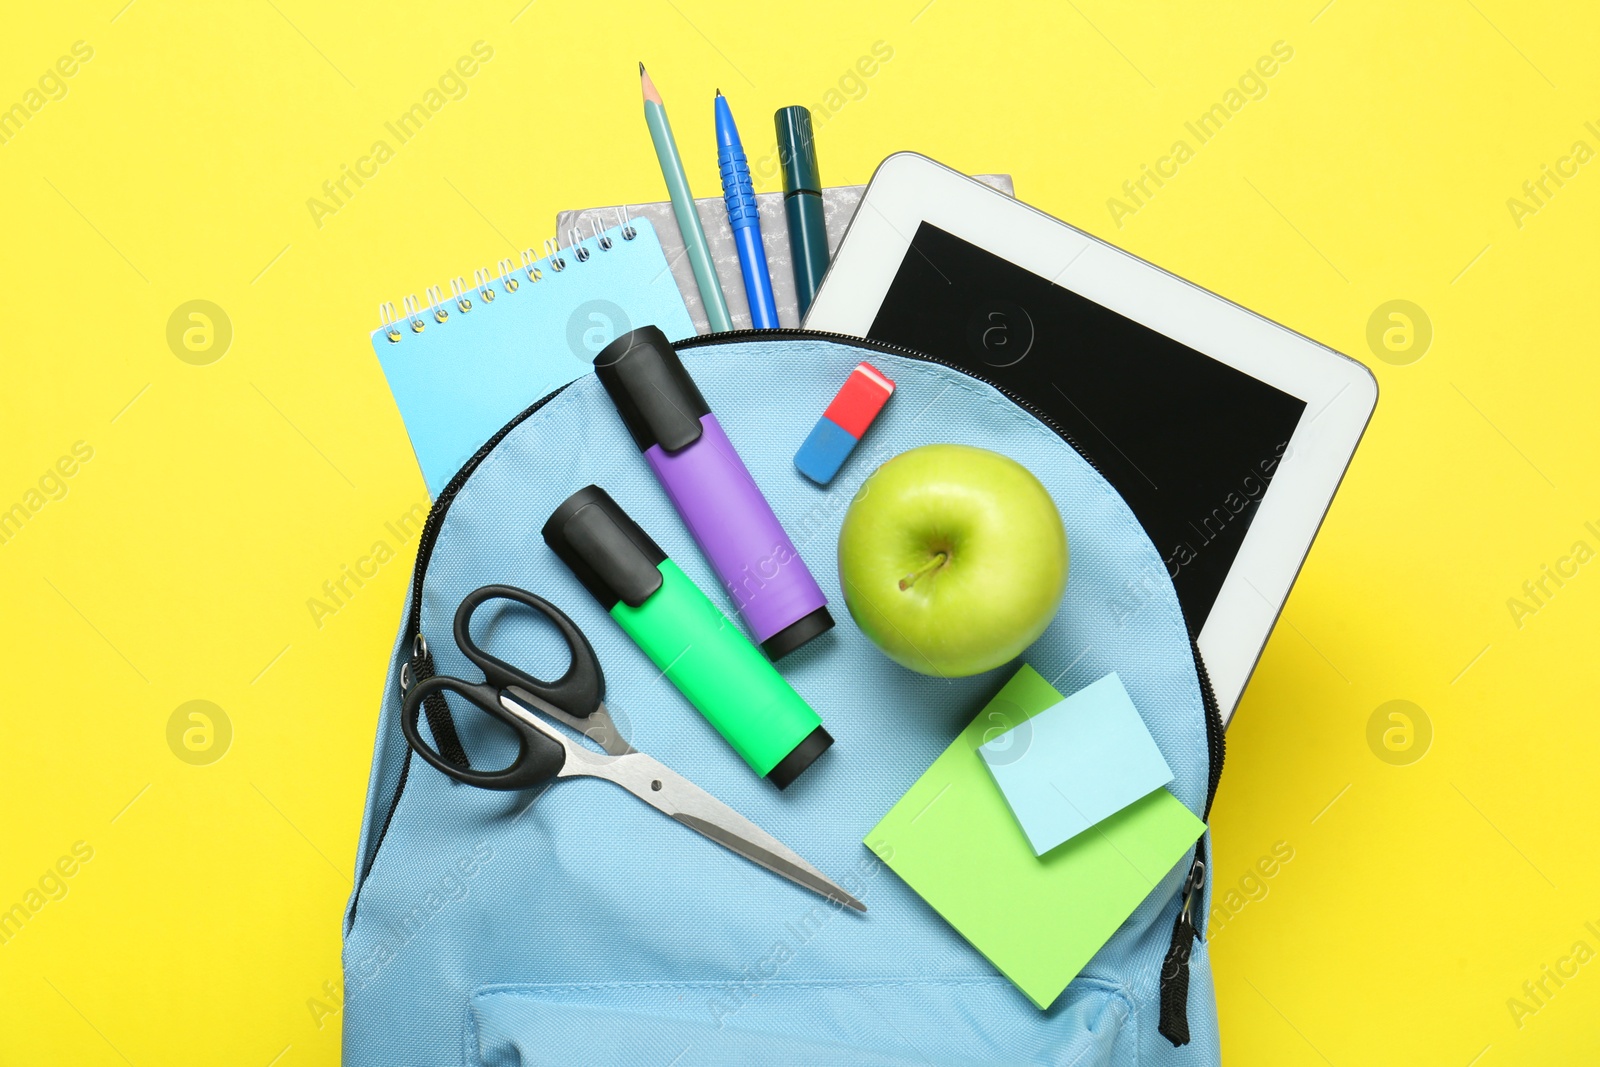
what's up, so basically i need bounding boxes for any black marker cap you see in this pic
[542,486,666,610]
[761,606,835,661]
[594,326,710,453]
[766,725,833,790]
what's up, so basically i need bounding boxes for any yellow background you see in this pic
[2,1,1595,1063]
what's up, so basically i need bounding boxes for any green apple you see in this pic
[837,444,1069,677]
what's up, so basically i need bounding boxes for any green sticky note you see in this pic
[866,664,1206,1010]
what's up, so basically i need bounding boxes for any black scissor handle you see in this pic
[401,674,565,791]
[454,585,607,718]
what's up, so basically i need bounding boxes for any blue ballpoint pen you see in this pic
[714,91,780,329]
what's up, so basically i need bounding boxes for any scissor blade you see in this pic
[672,811,866,913]
[585,750,865,912]
[502,689,634,757]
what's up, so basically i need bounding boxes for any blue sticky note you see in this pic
[978,673,1175,856]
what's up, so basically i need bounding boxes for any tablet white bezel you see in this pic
[805,152,1377,724]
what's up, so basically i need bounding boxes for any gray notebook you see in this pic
[557,174,1014,334]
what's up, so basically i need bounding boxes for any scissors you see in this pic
[400,584,865,912]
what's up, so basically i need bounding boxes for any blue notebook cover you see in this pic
[369,217,694,495]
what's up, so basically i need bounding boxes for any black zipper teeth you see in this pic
[348,384,572,932]
[676,328,1109,481]
[1190,632,1226,818]
[364,327,1225,908]
[401,386,571,641]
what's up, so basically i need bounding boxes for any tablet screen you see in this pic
[866,222,1307,630]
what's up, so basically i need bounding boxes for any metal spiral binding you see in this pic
[543,237,566,273]
[378,302,402,343]
[497,257,520,293]
[569,231,590,263]
[376,215,635,342]
[521,249,543,284]
[473,268,497,303]
[402,294,425,333]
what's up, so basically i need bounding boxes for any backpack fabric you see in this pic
[343,333,1221,1065]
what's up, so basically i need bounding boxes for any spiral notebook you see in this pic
[370,216,695,495]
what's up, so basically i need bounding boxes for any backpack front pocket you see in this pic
[469,976,1136,1067]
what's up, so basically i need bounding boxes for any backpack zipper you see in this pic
[348,382,571,930]
[1158,633,1223,1047]
[352,327,1227,1005]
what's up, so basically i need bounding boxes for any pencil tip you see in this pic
[639,65,662,106]
[638,61,645,74]
[716,88,723,97]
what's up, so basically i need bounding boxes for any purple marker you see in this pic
[594,326,833,659]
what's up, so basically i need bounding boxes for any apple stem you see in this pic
[899,552,949,591]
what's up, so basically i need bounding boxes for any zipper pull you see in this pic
[401,632,471,768]
[1158,851,1206,1047]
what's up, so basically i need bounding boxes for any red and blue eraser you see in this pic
[795,363,895,485]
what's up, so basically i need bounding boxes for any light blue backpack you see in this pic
[344,333,1224,1065]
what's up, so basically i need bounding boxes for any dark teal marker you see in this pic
[775,106,828,317]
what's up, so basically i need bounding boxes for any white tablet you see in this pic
[806,152,1377,724]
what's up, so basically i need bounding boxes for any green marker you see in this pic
[543,485,832,788]
[639,63,732,333]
